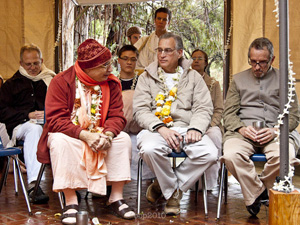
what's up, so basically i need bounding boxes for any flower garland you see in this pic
[154,66,182,127]
[72,77,103,133]
[272,0,297,193]
[117,72,138,90]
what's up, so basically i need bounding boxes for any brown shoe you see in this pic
[164,189,182,215]
[146,179,162,203]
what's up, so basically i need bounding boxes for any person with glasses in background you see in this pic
[133,32,218,215]
[37,39,135,224]
[134,7,171,73]
[117,45,155,181]
[191,49,223,191]
[222,37,300,216]
[0,44,55,204]
[126,26,142,46]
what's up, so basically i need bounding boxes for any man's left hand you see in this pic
[185,130,202,144]
[256,127,278,145]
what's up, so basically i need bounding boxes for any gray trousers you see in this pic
[222,138,300,206]
[137,127,218,200]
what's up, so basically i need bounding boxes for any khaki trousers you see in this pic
[222,138,300,206]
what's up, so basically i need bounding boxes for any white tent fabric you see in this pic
[0,0,55,80]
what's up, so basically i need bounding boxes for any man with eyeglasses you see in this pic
[0,44,55,204]
[134,7,171,72]
[133,32,218,215]
[37,39,135,223]
[222,37,300,216]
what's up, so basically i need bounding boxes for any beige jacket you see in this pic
[223,67,300,148]
[133,59,213,133]
[202,72,224,128]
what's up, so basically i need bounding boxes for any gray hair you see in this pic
[159,32,183,50]
[248,37,274,60]
[20,44,42,62]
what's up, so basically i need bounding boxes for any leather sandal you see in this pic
[107,199,135,220]
[61,204,79,225]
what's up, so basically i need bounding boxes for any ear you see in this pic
[41,58,44,64]
[270,56,275,65]
[177,49,183,58]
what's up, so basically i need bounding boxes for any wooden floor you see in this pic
[0,164,299,225]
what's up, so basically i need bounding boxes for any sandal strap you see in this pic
[108,199,135,219]
[63,204,79,213]
[61,212,77,220]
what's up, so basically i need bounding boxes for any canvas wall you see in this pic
[0,0,55,80]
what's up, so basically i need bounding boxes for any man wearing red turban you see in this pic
[38,39,135,224]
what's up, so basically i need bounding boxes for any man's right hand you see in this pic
[79,130,111,152]
[238,126,258,142]
[28,110,44,119]
[157,126,183,151]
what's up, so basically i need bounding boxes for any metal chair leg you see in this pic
[216,163,226,220]
[0,156,10,193]
[14,156,32,215]
[137,157,143,214]
[58,192,65,209]
[202,172,208,217]
[13,157,18,195]
[32,163,46,199]
[195,180,199,203]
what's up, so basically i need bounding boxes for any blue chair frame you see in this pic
[0,137,32,214]
[216,153,267,220]
[137,151,208,216]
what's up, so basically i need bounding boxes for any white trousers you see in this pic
[16,121,43,184]
[201,126,222,190]
[130,133,155,180]
[137,127,218,200]
[0,123,9,147]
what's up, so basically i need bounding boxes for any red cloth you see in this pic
[37,65,126,164]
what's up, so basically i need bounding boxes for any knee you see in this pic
[30,124,43,135]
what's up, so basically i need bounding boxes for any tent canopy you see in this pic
[72,0,159,5]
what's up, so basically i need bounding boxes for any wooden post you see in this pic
[269,189,300,224]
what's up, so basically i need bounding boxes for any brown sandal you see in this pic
[107,199,135,220]
[61,204,79,225]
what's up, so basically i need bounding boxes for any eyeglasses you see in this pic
[192,57,204,61]
[22,61,41,68]
[155,48,176,55]
[248,59,270,68]
[119,57,138,62]
[100,61,113,69]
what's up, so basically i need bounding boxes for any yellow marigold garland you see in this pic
[154,66,182,127]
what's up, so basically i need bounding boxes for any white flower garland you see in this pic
[272,0,296,193]
[72,77,103,133]
[117,72,138,90]
[154,66,182,127]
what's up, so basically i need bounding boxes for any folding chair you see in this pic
[137,151,208,216]
[0,137,32,214]
[216,153,267,220]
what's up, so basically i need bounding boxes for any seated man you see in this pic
[191,49,224,190]
[222,37,300,216]
[37,39,135,224]
[126,26,142,45]
[0,44,55,203]
[133,32,218,215]
[117,45,155,180]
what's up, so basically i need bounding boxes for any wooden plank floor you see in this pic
[0,165,299,224]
